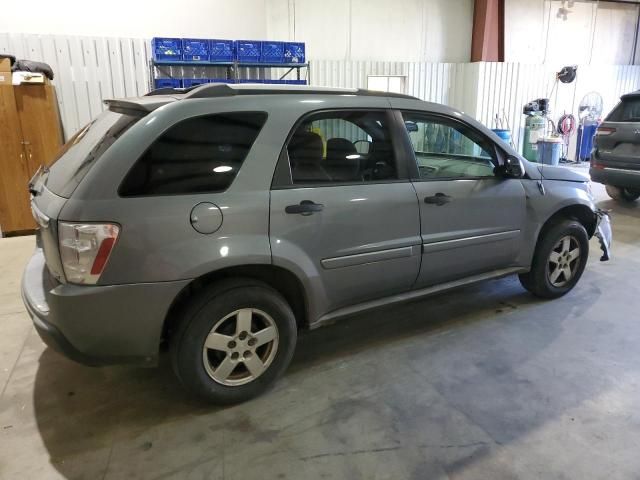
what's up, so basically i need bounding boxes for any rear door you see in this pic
[596,95,640,170]
[269,109,421,316]
[398,111,527,287]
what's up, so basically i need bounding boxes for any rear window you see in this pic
[45,111,139,198]
[606,98,640,122]
[119,112,268,196]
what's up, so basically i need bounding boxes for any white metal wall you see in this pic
[473,62,640,155]
[2,33,640,160]
[312,59,640,158]
[0,33,151,138]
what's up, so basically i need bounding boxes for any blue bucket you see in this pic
[492,129,512,145]
[537,138,563,165]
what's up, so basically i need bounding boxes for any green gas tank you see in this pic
[523,114,546,162]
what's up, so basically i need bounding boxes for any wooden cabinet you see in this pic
[0,84,63,235]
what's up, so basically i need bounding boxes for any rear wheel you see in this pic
[519,219,589,299]
[605,185,640,202]
[171,279,297,404]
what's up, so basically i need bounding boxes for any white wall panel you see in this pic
[0,33,152,139]
[3,32,640,161]
[311,59,640,160]
[505,0,640,65]
[0,0,267,39]
[266,0,473,62]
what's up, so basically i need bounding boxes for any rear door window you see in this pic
[606,98,640,122]
[119,112,267,196]
[45,111,138,198]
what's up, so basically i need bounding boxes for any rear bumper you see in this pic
[590,166,640,189]
[21,248,190,366]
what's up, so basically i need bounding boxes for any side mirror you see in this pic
[499,155,525,178]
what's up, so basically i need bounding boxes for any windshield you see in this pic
[45,111,139,198]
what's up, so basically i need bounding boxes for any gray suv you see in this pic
[591,90,640,202]
[22,84,612,403]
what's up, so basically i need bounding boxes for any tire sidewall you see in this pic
[173,282,297,404]
[622,188,640,202]
[534,220,589,297]
[606,185,640,202]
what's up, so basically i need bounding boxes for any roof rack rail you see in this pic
[354,88,418,100]
[185,84,237,99]
[177,83,419,100]
[145,85,201,96]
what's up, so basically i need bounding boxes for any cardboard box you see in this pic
[0,58,11,85]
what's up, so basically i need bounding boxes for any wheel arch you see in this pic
[161,265,309,344]
[541,204,598,238]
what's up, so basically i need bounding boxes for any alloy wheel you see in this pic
[547,235,581,287]
[202,308,279,386]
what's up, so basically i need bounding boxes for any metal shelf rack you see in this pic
[149,59,310,90]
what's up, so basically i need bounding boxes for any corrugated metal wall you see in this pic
[2,33,640,160]
[0,33,151,138]
[313,59,640,157]
[472,62,640,154]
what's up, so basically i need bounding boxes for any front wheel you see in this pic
[171,279,297,404]
[519,219,589,299]
[605,185,640,202]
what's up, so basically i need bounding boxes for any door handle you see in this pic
[285,200,324,215]
[424,193,452,206]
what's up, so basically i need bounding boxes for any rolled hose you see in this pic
[557,114,577,136]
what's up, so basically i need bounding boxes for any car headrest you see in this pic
[326,138,357,162]
[288,131,323,166]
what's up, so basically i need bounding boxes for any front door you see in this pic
[269,109,421,318]
[400,111,528,287]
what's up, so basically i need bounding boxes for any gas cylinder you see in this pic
[523,114,546,162]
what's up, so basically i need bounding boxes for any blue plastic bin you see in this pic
[209,39,234,62]
[284,42,305,64]
[261,41,285,63]
[537,137,563,165]
[182,78,209,88]
[235,41,262,63]
[285,79,307,85]
[236,79,264,83]
[492,129,512,145]
[209,78,233,84]
[154,78,182,89]
[182,39,209,61]
[152,38,182,62]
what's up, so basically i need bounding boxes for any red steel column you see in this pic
[471,0,504,62]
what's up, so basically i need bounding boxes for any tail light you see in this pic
[595,127,616,136]
[58,222,120,284]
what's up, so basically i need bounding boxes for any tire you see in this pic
[170,278,297,404]
[519,219,589,299]
[605,185,640,202]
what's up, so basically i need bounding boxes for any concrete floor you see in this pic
[1,180,639,479]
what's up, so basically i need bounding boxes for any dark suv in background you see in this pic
[592,90,640,202]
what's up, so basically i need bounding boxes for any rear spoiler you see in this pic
[621,90,640,100]
[103,96,178,116]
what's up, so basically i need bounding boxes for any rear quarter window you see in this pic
[119,112,268,196]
